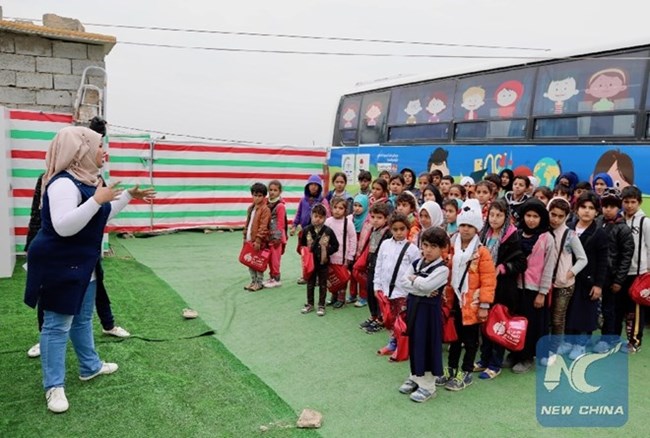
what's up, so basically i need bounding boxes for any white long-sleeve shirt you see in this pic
[48,177,132,237]
[626,210,650,275]
[398,257,449,297]
[373,238,421,299]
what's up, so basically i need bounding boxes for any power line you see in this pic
[118,41,550,59]
[7,16,549,52]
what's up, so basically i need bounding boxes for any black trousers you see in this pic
[366,267,379,319]
[615,275,645,346]
[307,265,328,307]
[447,301,480,373]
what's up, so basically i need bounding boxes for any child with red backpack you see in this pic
[263,180,288,288]
[373,212,420,357]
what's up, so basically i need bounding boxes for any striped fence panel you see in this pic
[9,110,74,253]
[108,140,328,232]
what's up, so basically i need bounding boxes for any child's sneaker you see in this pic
[346,296,358,304]
[301,304,314,314]
[592,340,611,354]
[472,361,486,372]
[398,379,418,394]
[364,321,384,334]
[359,318,375,329]
[435,367,455,387]
[316,306,325,317]
[556,342,573,355]
[478,366,501,380]
[621,341,641,354]
[326,298,337,306]
[568,344,586,360]
[410,387,436,403]
[445,370,473,391]
[296,277,307,285]
[262,279,281,288]
[333,301,344,309]
[354,298,368,307]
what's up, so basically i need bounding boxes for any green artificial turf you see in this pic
[118,230,650,438]
[0,250,319,438]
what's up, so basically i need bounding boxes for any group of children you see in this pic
[241,166,649,403]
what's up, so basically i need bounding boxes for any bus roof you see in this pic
[346,38,650,96]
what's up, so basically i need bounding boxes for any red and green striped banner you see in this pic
[8,109,328,252]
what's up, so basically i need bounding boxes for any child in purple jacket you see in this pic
[290,174,330,284]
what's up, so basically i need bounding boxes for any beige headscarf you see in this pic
[42,126,103,190]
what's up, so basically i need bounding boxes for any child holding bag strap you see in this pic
[397,228,450,403]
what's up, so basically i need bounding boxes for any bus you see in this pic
[328,39,650,201]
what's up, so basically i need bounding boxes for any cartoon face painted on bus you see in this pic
[543,76,579,114]
[404,99,422,124]
[461,86,486,120]
[425,92,447,123]
[592,149,634,190]
[342,106,357,128]
[584,68,628,112]
[495,80,524,118]
[365,102,383,127]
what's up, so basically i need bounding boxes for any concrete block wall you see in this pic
[0,31,106,114]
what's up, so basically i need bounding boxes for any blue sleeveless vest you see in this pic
[24,172,111,315]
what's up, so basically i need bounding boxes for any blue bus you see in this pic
[328,39,650,201]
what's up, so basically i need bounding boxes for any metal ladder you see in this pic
[73,66,107,124]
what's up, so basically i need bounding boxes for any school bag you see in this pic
[483,304,528,352]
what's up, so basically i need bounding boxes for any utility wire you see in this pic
[7,16,549,51]
[118,41,550,59]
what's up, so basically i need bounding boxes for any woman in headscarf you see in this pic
[24,126,155,413]
[498,168,514,198]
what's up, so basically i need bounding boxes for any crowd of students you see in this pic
[242,166,649,403]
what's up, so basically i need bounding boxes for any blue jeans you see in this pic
[41,281,103,390]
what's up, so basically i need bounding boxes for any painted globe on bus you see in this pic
[534,157,561,188]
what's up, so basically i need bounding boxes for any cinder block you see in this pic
[36,89,72,106]
[54,105,74,114]
[0,32,15,53]
[53,74,82,90]
[72,59,106,76]
[0,87,37,104]
[16,72,53,89]
[42,14,85,32]
[36,57,71,74]
[52,41,87,59]
[0,53,36,72]
[87,44,106,61]
[16,104,56,113]
[14,35,53,57]
[0,71,16,86]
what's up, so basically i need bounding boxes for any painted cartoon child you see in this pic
[592,149,634,190]
[404,99,422,124]
[495,80,524,118]
[543,77,579,114]
[461,86,486,120]
[426,93,447,123]
[342,106,357,128]
[585,68,628,112]
[365,102,383,127]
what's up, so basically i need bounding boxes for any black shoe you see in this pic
[333,301,344,309]
[364,321,384,334]
[359,318,375,329]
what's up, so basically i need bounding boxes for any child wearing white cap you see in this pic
[438,199,496,391]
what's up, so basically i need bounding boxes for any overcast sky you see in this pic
[3,0,650,146]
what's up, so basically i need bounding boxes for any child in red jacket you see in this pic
[263,180,288,288]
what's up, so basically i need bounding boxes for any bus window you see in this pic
[487,119,527,138]
[339,129,358,144]
[388,123,449,142]
[455,122,488,139]
[534,115,635,138]
[359,91,390,144]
